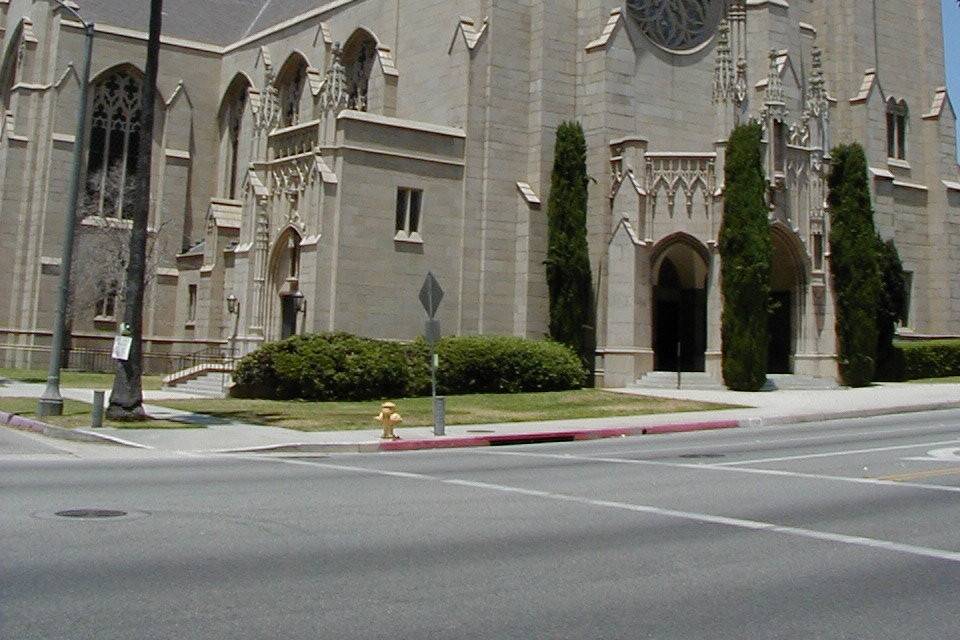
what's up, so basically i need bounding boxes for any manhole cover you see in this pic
[55,509,128,519]
[678,453,725,459]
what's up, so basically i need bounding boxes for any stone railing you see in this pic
[268,118,321,161]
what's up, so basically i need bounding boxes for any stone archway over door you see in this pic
[266,228,303,340]
[652,241,708,372]
[768,230,804,374]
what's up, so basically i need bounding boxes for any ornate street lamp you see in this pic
[38,2,96,416]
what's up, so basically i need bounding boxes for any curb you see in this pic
[217,419,742,454]
[8,401,960,455]
[219,402,960,455]
[0,411,152,448]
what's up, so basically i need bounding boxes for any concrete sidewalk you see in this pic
[2,377,958,454]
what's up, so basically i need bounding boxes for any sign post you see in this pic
[419,272,445,436]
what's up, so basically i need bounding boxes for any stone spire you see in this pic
[320,43,350,114]
[805,47,829,119]
[712,19,734,104]
[761,49,788,123]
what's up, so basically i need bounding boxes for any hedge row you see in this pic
[232,332,585,401]
[883,340,960,381]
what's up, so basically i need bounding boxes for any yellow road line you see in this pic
[878,467,960,482]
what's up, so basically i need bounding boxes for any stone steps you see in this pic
[165,372,231,398]
[631,371,726,390]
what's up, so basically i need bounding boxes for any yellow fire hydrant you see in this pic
[375,402,402,440]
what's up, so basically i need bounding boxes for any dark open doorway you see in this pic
[767,290,792,374]
[653,256,707,372]
[280,294,298,339]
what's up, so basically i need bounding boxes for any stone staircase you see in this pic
[761,373,841,391]
[632,371,726,390]
[162,363,233,398]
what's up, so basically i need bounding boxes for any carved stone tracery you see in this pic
[626,0,726,52]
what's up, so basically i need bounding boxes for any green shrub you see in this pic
[719,123,771,391]
[435,335,585,394]
[233,333,426,401]
[232,333,584,400]
[894,340,960,380]
[828,143,882,387]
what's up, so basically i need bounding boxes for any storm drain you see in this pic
[677,453,725,459]
[55,509,128,519]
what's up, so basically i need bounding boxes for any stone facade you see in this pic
[0,0,956,383]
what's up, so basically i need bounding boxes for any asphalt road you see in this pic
[3,410,960,639]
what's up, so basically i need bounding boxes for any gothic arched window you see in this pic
[343,31,377,112]
[276,57,307,128]
[85,68,143,219]
[220,86,247,199]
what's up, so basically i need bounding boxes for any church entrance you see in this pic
[767,229,804,374]
[267,227,303,340]
[652,240,708,372]
[767,290,792,373]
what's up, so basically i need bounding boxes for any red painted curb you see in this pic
[377,419,741,452]
[641,420,740,435]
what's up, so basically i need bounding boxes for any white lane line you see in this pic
[479,449,960,494]
[708,438,960,466]
[267,456,960,564]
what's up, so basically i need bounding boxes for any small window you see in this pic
[187,284,197,322]
[95,281,119,319]
[886,99,908,161]
[394,187,423,239]
[812,233,824,271]
[773,120,786,173]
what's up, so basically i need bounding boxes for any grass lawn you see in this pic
[907,376,960,384]
[156,389,734,432]
[0,397,203,429]
[0,368,163,391]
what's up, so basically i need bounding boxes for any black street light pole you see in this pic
[38,4,95,416]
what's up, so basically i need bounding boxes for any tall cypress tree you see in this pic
[875,237,907,380]
[545,122,594,373]
[827,143,882,387]
[719,123,771,391]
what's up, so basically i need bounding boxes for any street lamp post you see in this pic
[38,3,95,416]
[223,294,240,395]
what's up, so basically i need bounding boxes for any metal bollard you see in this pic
[91,390,105,428]
[433,396,446,436]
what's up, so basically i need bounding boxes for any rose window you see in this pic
[626,0,726,53]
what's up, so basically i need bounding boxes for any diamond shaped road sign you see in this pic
[419,272,444,319]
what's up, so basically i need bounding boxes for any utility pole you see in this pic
[37,4,95,417]
[107,0,162,419]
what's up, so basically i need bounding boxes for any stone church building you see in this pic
[0,0,957,386]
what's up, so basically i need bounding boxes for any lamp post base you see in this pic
[37,382,65,417]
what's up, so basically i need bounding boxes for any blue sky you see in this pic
[944,0,960,160]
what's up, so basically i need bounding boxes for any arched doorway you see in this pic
[768,227,807,374]
[267,228,303,340]
[652,238,709,372]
